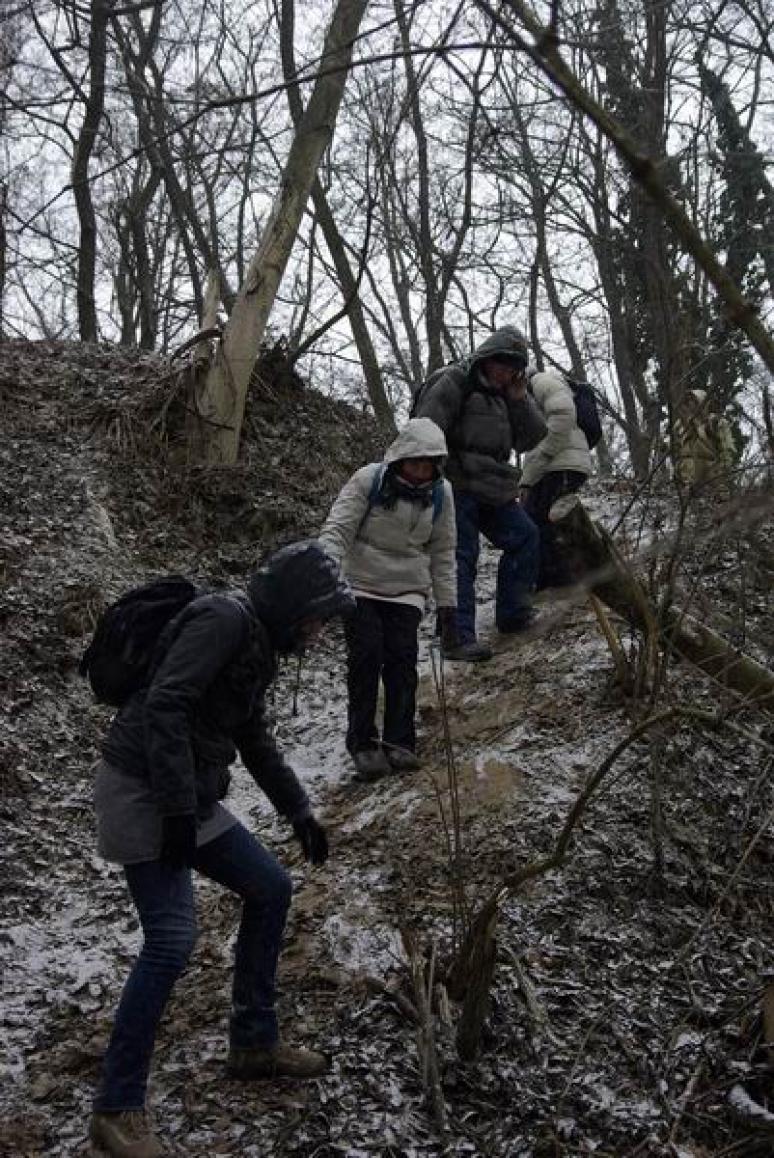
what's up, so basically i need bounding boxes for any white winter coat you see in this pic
[520,371,594,488]
[319,419,457,607]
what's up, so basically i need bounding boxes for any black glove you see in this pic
[292,815,329,866]
[160,814,198,869]
[437,606,459,651]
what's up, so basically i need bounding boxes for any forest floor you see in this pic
[2,341,774,1157]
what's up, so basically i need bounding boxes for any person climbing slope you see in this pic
[89,542,354,1158]
[319,418,457,780]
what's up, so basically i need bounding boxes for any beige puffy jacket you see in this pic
[520,371,594,488]
[673,389,736,486]
[319,419,457,606]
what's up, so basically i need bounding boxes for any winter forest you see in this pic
[2,0,774,1154]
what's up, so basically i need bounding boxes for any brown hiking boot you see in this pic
[227,1041,329,1080]
[89,1110,162,1157]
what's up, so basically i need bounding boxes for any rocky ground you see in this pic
[1,340,774,1157]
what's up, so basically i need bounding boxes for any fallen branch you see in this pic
[171,326,222,363]
[668,1057,707,1146]
[362,973,420,1024]
[503,944,548,1030]
[551,495,774,710]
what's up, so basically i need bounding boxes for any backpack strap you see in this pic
[430,478,444,524]
[367,462,388,510]
[356,463,387,537]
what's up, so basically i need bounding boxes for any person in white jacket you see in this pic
[520,371,593,590]
[319,419,457,781]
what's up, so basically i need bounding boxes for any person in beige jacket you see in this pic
[673,389,736,490]
[519,370,593,590]
[319,419,457,781]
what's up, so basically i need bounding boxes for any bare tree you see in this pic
[109,159,163,348]
[192,0,370,464]
[0,181,7,339]
[70,0,109,341]
[3,0,772,482]
[278,0,394,430]
[475,0,774,379]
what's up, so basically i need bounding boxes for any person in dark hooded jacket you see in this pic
[89,541,354,1158]
[414,326,547,661]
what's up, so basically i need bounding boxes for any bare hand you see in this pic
[505,374,528,403]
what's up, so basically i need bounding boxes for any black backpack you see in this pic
[408,364,461,418]
[79,576,200,706]
[527,371,603,450]
[566,378,603,449]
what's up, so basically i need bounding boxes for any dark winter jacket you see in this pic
[102,593,309,823]
[413,327,548,505]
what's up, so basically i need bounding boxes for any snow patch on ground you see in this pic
[322,913,406,975]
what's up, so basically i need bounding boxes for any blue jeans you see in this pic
[454,491,539,643]
[95,821,292,1112]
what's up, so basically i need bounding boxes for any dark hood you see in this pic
[248,540,355,654]
[469,325,529,372]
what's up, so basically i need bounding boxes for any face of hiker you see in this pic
[296,617,325,647]
[481,356,527,398]
[397,457,436,486]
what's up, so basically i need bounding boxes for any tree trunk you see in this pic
[393,0,443,373]
[72,0,108,342]
[279,0,394,432]
[763,377,774,469]
[552,494,774,708]
[0,181,6,339]
[193,0,369,464]
[112,163,163,349]
[588,145,652,477]
[111,7,233,325]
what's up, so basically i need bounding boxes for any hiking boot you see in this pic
[498,610,539,634]
[442,640,493,662]
[384,745,422,772]
[89,1110,162,1158]
[227,1041,329,1080]
[352,747,391,782]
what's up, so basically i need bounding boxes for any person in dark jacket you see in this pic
[414,326,547,661]
[89,541,354,1158]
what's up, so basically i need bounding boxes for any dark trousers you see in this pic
[522,470,587,589]
[454,491,539,643]
[95,822,291,1112]
[344,597,421,755]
